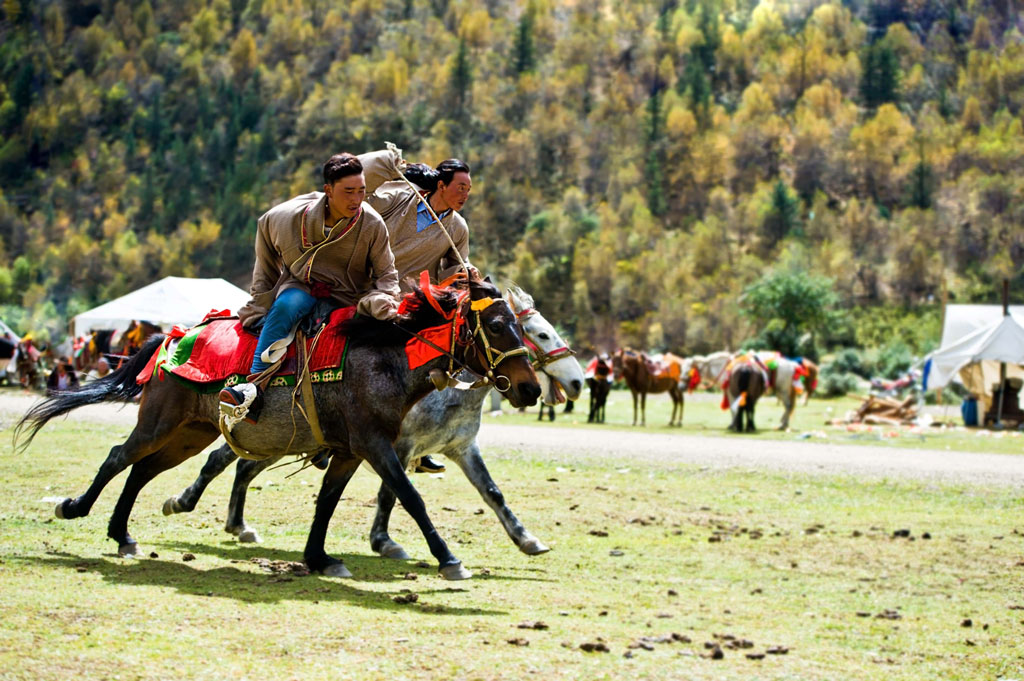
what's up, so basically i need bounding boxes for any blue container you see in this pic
[961,397,978,427]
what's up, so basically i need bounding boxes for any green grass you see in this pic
[522,390,1024,456]
[1,417,1022,680]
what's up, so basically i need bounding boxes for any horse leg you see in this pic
[56,392,188,523]
[640,391,647,427]
[454,443,549,555]
[587,389,596,423]
[304,454,362,577]
[223,456,280,543]
[631,390,638,426]
[369,479,409,560]
[778,394,793,431]
[745,404,757,433]
[107,425,219,555]
[361,437,468,579]
[163,443,238,515]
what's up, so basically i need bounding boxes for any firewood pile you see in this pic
[830,395,919,426]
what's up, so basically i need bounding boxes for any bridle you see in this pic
[463,296,531,392]
[515,307,576,371]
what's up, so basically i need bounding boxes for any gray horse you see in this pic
[163,286,584,560]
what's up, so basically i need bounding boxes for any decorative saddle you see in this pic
[136,307,357,392]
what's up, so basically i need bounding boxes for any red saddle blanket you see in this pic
[138,308,356,391]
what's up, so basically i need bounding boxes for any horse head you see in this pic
[505,286,584,405]
[458,274,540,408]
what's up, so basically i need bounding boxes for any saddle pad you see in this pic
[138,307,356,391]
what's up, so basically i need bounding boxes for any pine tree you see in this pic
[762,180,801,249]
[512,8,535,75]
[859,40,900,109]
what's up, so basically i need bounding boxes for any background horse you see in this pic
[611,348,684,426]
[164,286,583,559]
[585,353,612,423]
[688,351,732,390]
[17,275,540,580]
[726,358,766,432]
[799,358,819,405]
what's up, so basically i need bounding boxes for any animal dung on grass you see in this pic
[517,621,549,630]
[579,641,610,653]
[393,592,419,604]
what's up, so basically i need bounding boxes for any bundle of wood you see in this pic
[831,395,919,426]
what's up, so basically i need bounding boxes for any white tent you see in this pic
[71,276,251,337]
[923,305,1024,411]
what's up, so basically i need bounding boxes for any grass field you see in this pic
[1,409,1022,681]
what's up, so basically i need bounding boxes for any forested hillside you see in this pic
[0,0,1022,358]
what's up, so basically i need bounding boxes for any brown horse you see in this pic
[725,357,767,432]
[611,348,684,426]
[16,274,540,580]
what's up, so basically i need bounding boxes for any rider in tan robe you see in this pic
[357,148,471,285]
[356,147,475,473]
[223,153,400,422]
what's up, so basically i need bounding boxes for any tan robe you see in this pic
[358,150,470,288]
[237,192,400,327]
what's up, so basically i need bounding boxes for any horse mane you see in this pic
[339,282,463,347]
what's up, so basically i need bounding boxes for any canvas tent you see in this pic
[71,276,251,338]
[922,304,1024,411]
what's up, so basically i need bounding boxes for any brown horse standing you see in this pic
[612,349,684,427]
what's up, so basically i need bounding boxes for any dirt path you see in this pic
[3,391,1022,487]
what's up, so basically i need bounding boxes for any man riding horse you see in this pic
[357,145,474,473]
[221,152,401,422]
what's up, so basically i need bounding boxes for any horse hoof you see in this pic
[237,528,261,544]
[54,499,70,520]
[162,497,181,516]
[119,542,139,557]
[323,563,352,578]
[519,536,551,555]
[439,563,473,580]
[376,540,411,560]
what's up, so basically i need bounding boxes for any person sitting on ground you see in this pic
[222,153,401,423]
[84,357,111,383]
[46,357,79,395]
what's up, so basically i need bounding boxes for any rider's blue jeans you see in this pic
[250,287,317,374]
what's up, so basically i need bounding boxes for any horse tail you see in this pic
[14,334,166,450]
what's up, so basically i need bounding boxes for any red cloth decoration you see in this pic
[138,307,356,386]
[405,321,459,370]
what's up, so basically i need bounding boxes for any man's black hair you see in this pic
[323,153,363,185]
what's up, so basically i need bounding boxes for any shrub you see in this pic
[873,340,914,379]
[818,367,862,397]
[830,347,868,377]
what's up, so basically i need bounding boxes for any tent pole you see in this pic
[994,279,1009,429]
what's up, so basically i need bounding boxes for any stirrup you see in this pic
[219,383,264,428]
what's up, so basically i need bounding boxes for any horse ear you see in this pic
[483,275,492,284]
